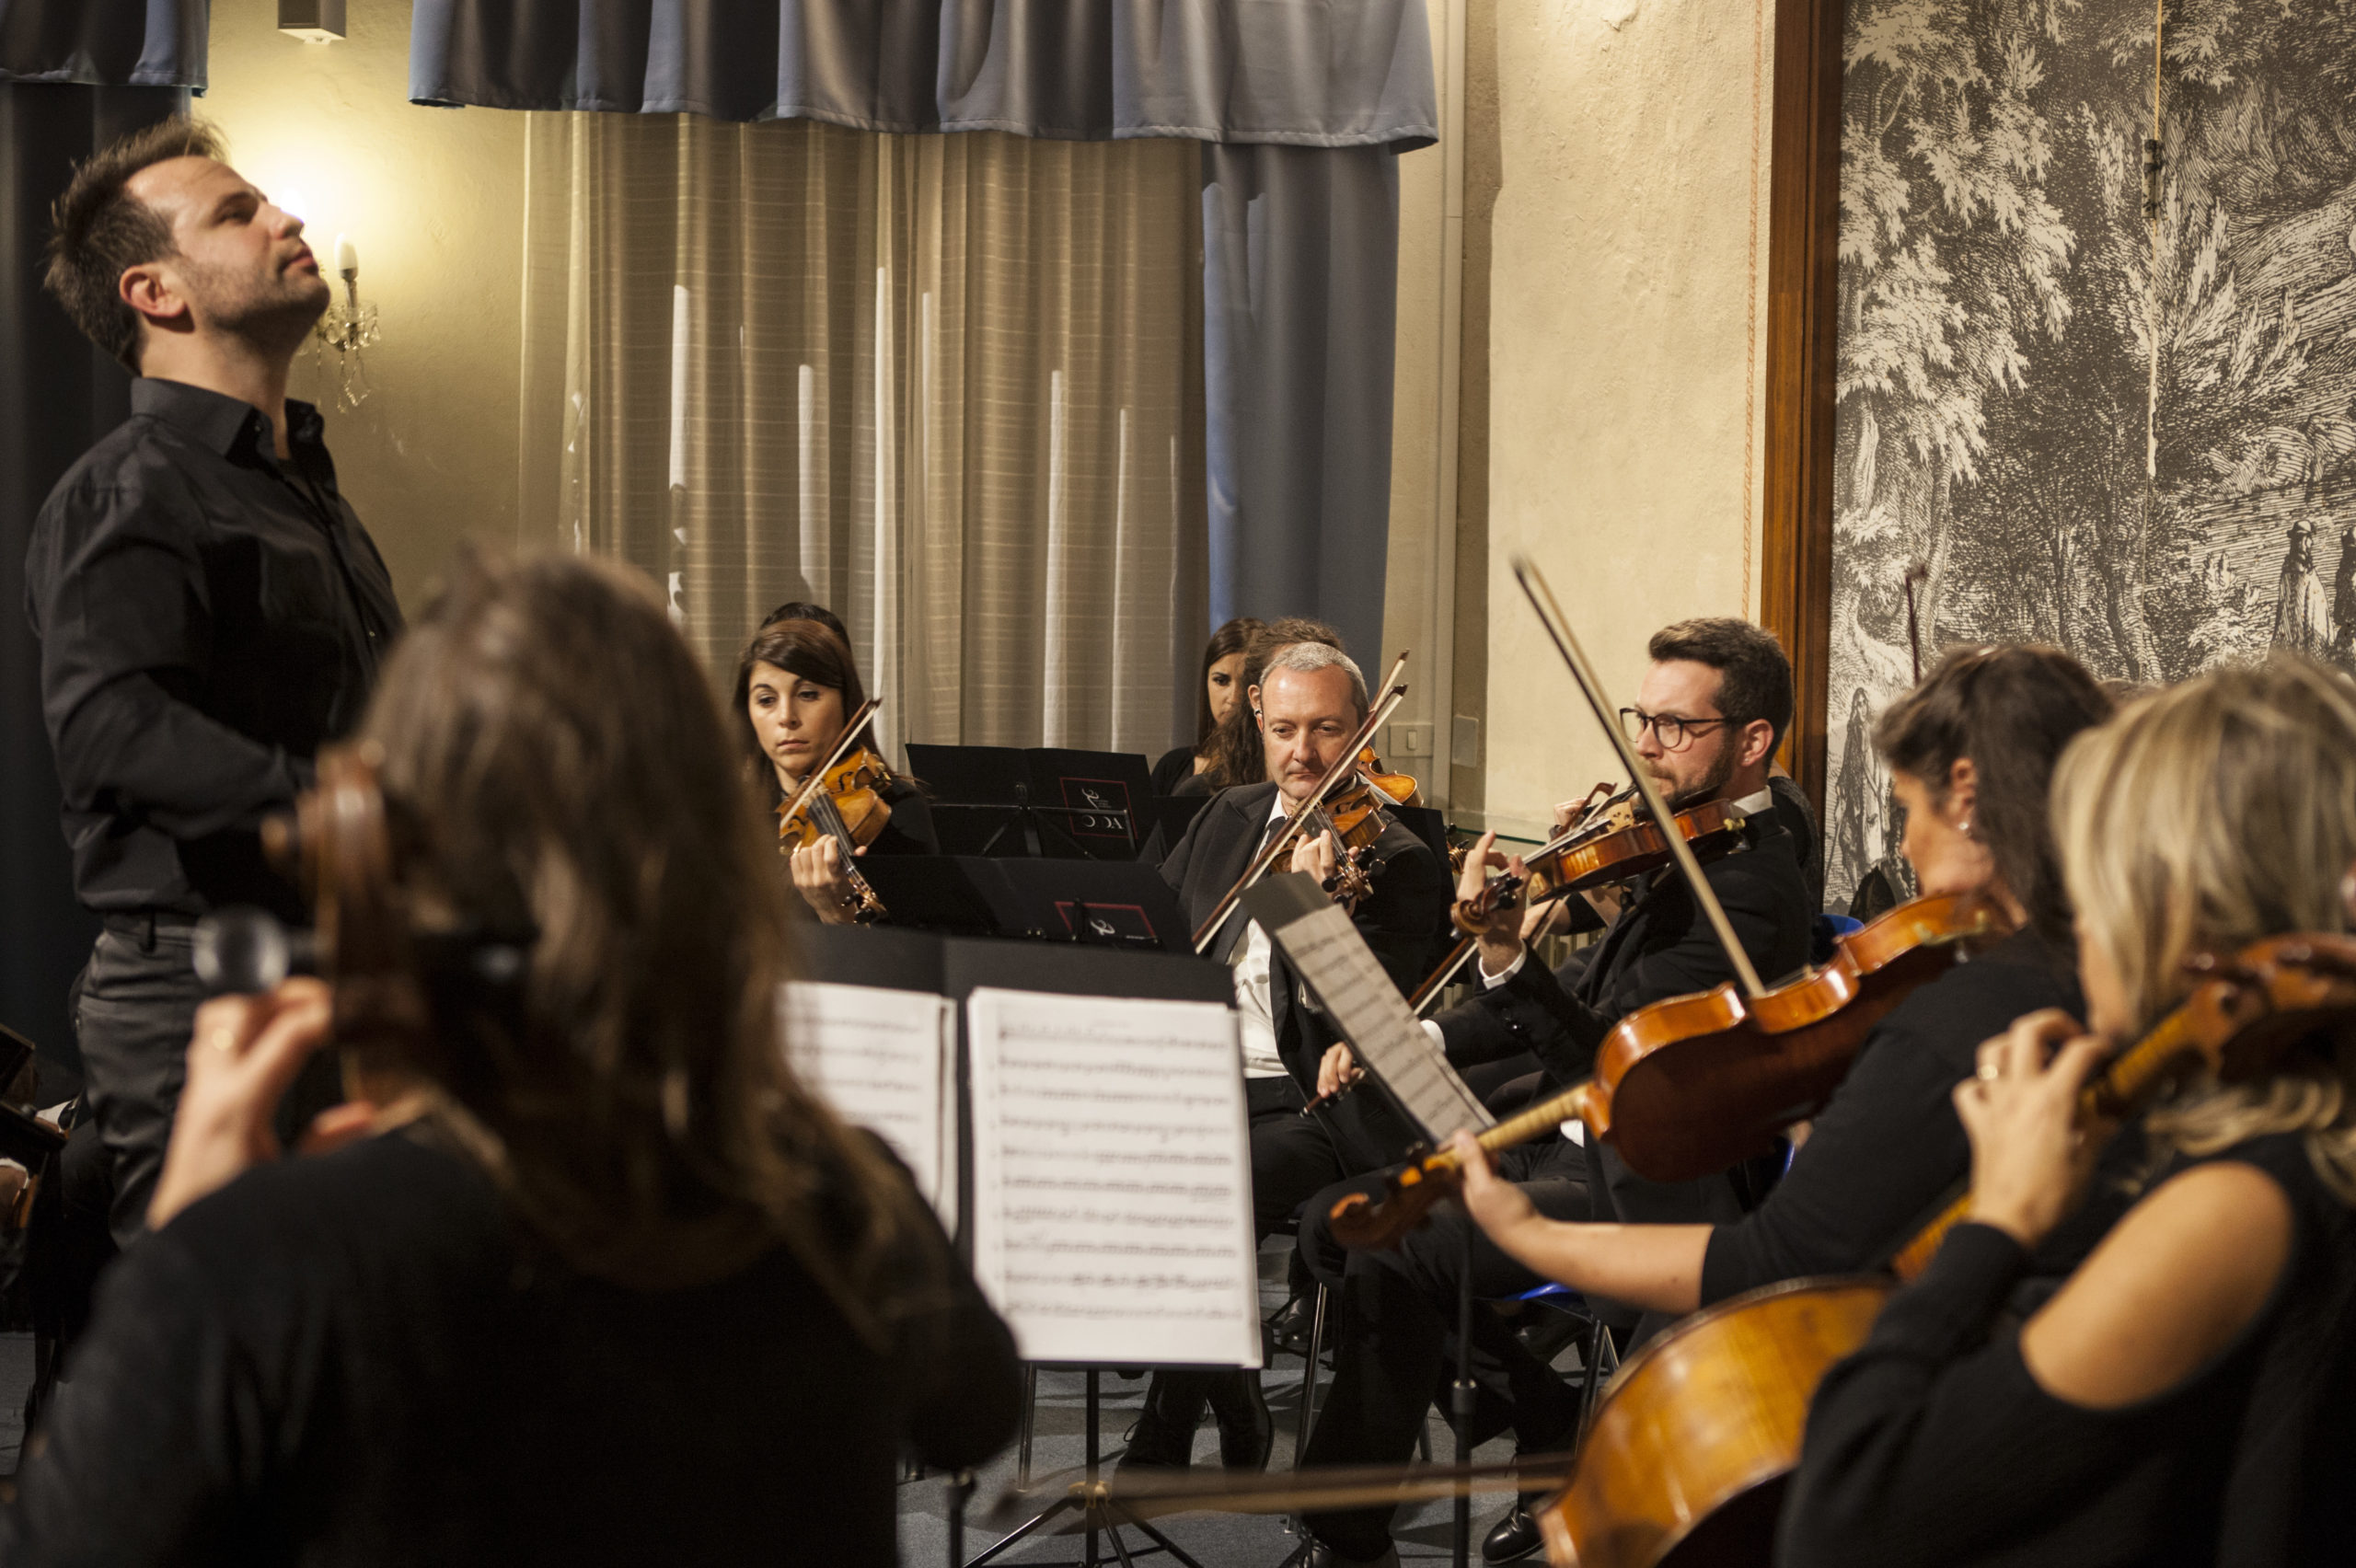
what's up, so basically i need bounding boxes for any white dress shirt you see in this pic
[1230,794,1299,1079]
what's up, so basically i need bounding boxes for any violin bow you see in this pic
[778,698,883,831]
[1510,558,1768,1001]
[1189,652,1413,954]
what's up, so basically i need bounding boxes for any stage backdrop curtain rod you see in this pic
[415,0,1435,698]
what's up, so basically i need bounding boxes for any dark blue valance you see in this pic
[0,0,207,89]
[410,0,1436,150]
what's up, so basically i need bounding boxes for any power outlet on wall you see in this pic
[1387,722,1435,758]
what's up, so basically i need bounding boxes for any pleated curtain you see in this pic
[518,115,1207,756]
[0,0,207,87]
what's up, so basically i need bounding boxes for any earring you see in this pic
[1960,815,1975,839]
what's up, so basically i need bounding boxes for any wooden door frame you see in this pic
[1760,0,1843,814]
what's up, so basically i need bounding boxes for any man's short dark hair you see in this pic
[1648,617,1794,755]
[44,118,225,373]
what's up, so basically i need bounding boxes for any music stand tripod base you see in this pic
[961,1367,1208,1568]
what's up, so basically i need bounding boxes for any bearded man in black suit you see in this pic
[1132,639,1449,1473]
[1296,617,1816,1568]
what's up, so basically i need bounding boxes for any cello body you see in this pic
[1541,1277,1891,1568]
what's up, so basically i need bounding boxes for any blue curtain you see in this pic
[412,0,1435,663]
[0,1,208,88]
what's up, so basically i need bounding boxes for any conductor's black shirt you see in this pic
[24,378,403,919]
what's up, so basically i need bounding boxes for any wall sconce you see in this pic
[310,235,380,410]
[278,1,346,42]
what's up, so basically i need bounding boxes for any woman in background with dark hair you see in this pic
[732,618,935,923]
[1151,617,1265,795]
[0,555,1020,1566]
[1182,617,1350,796]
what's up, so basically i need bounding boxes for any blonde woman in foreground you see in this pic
[1776,657,2356,1568]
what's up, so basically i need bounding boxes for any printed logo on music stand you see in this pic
[1057,777,1133,843]
[1053,900,1155,943]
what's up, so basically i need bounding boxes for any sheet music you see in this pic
[966,987,1260,1367]
[780,981,957,1230]
[1271,903,1495,1139]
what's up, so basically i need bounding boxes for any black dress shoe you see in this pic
[1271,1292,1318,1355]
[1481,1501,1545,1565]
[1118,1371,1204,1471]
[1202,1368,1273,1470]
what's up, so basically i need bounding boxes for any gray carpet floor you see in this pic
[896,1243,1589,1568]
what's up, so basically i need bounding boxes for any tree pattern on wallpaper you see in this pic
[1824,0,2356,905]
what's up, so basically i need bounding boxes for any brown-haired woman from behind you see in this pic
[1780,655,2356,1568]
[0,555,1021,1567]
[733,617,936,924]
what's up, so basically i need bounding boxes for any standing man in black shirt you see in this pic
[25,120,401,1245]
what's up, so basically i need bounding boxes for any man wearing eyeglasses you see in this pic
[1292,618,1815,1568]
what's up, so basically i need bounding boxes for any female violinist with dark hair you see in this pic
[731,619,935,924]
[1150,617,1264,796]
[1443,645,2121,1562]
[1779,656,2356,1568]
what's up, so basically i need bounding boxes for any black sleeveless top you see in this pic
[1779,1130,2356,1567]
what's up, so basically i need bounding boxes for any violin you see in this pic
[1356,746,1422,808]
[1546,930,2356,1568]
[1276,749,1420,912]
[1451,794,1749,939]
[1395,790,1750,1024]
[776,699,895,923]
[1326,889,2017,1250]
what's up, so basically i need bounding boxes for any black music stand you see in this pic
[1135,795,1208,865]
[851,859,1189,951]
[908,744,1154,861]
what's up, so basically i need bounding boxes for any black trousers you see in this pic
[1245,1074,1356,1240]
[72,918,207,1248]
[1297,1137,1592,1562]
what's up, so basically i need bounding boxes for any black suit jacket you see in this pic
[1435,811,1814,1095]
[1160,782,1449,1157]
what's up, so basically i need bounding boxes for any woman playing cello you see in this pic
[1448,645,2118,1562]
[1777,657,2356,1568]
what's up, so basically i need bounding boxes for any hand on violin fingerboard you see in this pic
[1288,828,1340,887]
[790,837,863,926]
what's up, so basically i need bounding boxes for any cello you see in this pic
[1541,930,2356,1568]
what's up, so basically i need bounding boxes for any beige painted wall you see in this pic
[201,0,525,608]
[1386,0,1775,836]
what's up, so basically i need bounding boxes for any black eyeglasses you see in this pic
[1619,707,1731,753]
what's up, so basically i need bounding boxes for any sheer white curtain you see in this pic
[517,114,1207,760]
